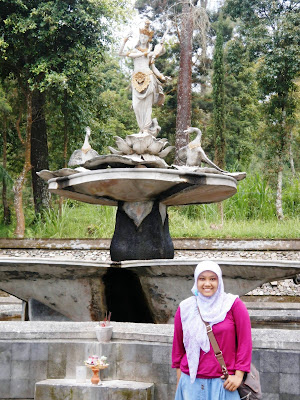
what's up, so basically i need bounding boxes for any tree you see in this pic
[0,83,12,224]
[212,19,225,169]
[225,0,300,219]
[135,0,210,162]
[0,0,128,235]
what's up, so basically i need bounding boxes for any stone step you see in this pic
[35,379,154,400]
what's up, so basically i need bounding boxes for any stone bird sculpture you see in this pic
[176,127,246,180]
[68,126,99,167]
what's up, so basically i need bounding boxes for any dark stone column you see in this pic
[110,201,174,261]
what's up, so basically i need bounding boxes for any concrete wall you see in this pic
[0,322,299,400]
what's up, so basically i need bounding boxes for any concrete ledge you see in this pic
[35,379,154,400]
[0,321,299,350]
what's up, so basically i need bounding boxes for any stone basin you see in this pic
[0,258,299,323]
[47,169,237,206]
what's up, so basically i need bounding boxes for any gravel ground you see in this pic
[0,248,299,297]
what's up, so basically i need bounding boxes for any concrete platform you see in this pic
[0,321,299,400]
[35,379,154,400]
[0,257,299,322]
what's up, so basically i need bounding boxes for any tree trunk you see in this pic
[174,0,194,164]
[2,117,11,225]
[63,90,69,168]
[289,131,295,176]
[13,91,33,238]
[31,89,50,215]
[59,90,69,215]
[275,162,284,220]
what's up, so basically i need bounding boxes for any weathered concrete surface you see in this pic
[0,259,109,321]
[0,258,299,322]
[47,169,237,205]
[122,258,300,323]
[35,379,154,400]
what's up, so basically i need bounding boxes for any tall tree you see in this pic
[31,90,50,215]
[212,19,225,169]
[174,1,194,163]
[0,0,128,235]
[225,0,300,219]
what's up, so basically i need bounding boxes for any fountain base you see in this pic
[110,201,174,261]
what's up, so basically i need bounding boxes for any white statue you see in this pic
[119,20,169,134]
[174,127,246,181]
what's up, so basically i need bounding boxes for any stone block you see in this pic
[148,363,170,384]
[65,343,85,378]
[102,342,120,363]
[135,343,153,363]
[12,342,31,361]
[11,360,30,379]
[30,360,48,381]
[34,379,154,400]
[260,372,279,393]
[133,362,153,381]
[279,351,300,373]
[280,373,300,395]
[168,364,177,385]
[47,343,67,378]
[280,395,300,400]
[0,379,10,398]
[119,342,137,362]
[30,342,49,361]
[154,383,169,400]
[260,350,280,373]
[251,350,260,369]
[262,394,279,400]
[0,342,11,362]
[152,344,171,364]
[0,361,11,379]
[10,379,31,398]
[116,361,137,380]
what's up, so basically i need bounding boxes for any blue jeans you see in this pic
[175,372,241,400]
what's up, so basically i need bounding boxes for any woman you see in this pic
[119,20,167,134]
[172,260,252,399]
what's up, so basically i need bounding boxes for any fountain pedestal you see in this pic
[110,201,174,261]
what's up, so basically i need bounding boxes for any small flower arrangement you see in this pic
[84,355,109,367]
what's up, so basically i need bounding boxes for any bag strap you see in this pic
[196,303,229,379]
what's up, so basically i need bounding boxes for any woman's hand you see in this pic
[221,370,244,392]
[124,30,133,42]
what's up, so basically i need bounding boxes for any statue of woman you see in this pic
[119,20,168,135]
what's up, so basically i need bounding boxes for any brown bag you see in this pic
[197,304,262,400]
[238,363,262,400]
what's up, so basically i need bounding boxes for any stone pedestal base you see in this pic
[35,379,154,400]
[110,201,174,261]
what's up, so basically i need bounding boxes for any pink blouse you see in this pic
[172,298,252,378]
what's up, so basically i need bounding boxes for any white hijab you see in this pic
[180,260,238,383]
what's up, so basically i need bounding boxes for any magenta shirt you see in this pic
[172,298,252,378]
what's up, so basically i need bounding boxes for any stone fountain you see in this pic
[0,21,299,324]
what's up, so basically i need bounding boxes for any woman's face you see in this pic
[197,270,218,297]
[139,33,149,46]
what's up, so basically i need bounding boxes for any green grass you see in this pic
[0,200,299,239]
[169,209,300,239]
